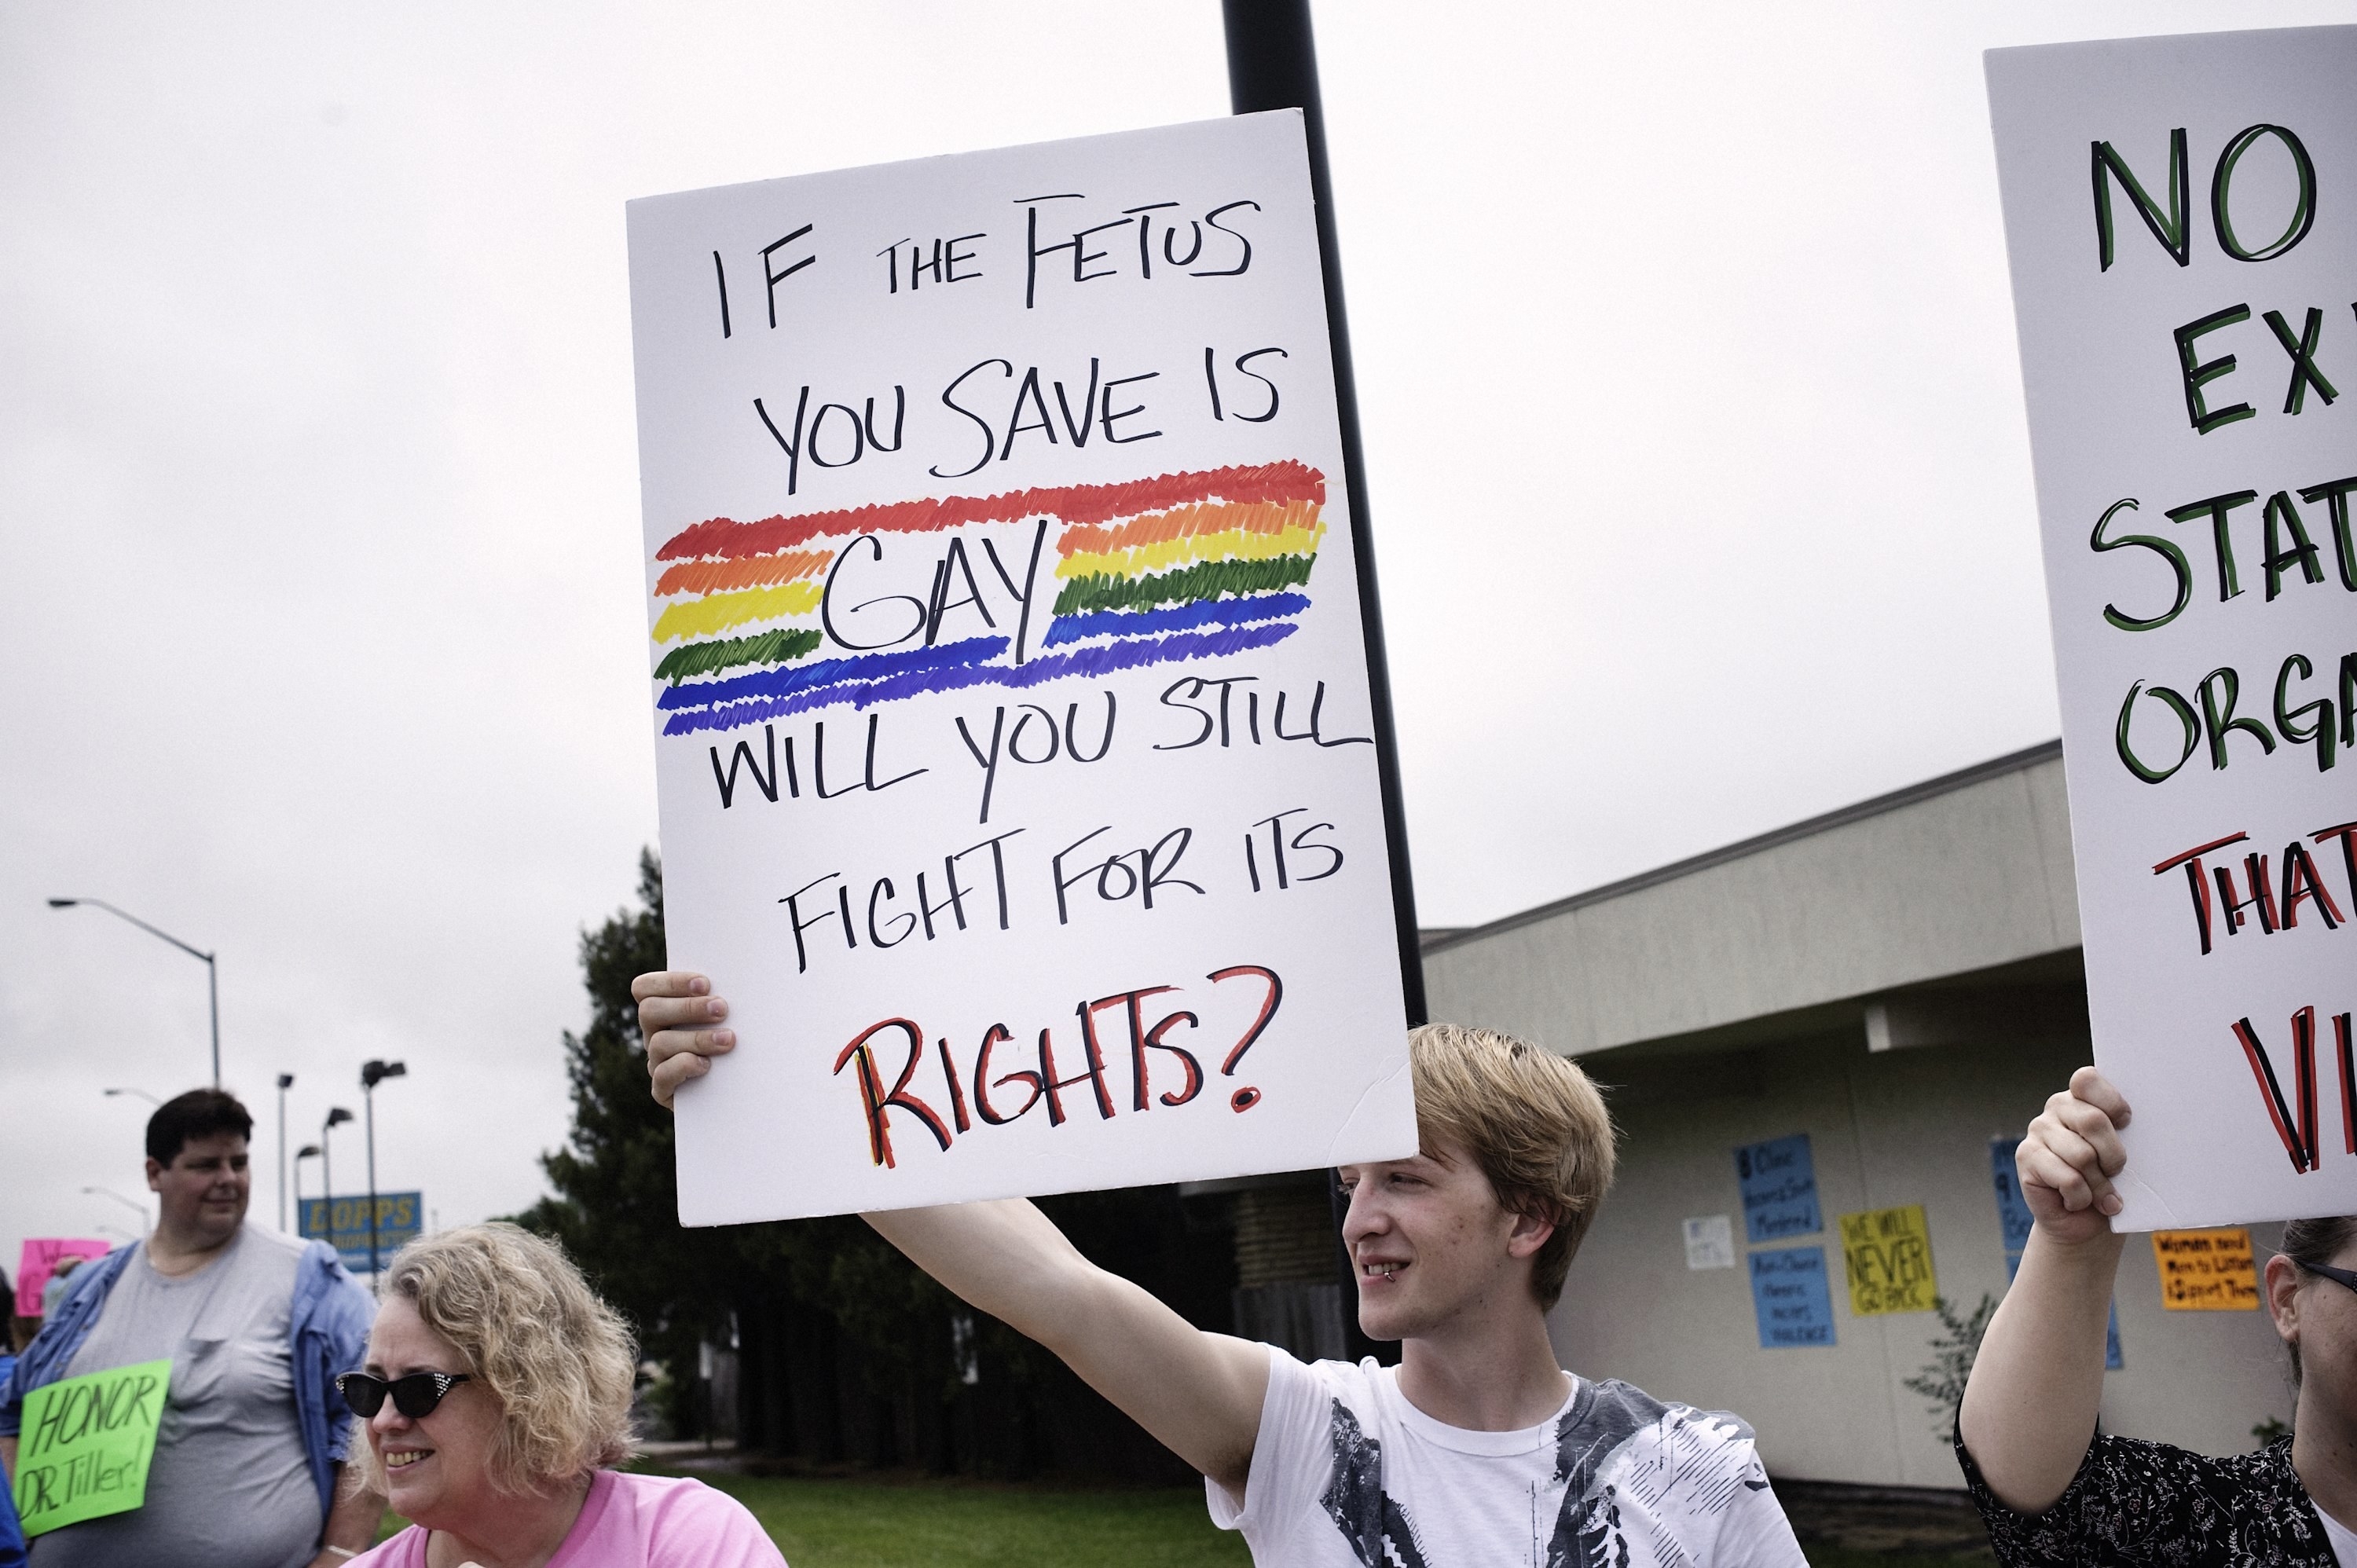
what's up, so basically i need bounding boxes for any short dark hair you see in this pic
[146,1090,254,1165]
[2278,1215,2357,1383]
[2281,1214,2357,1271]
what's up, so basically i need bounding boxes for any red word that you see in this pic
[2153,819,2355,954]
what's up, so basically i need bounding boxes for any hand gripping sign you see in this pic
[1986,26,2357,1227]
[625,112,1418,1224]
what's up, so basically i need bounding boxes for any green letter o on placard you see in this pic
[2116,680,2201,783]
[2212,124,2316,262]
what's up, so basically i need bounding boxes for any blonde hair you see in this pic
[1408,1023,1617,1310]
[361,1223,636,1493]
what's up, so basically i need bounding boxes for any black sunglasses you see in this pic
[336,1371,471,1419]
[2298,1258,2357,1295]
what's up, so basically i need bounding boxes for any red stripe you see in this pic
[2337,1013,2355,1157]
[2235,1017,2311,1173]
[654,460,1326,562]
[2151,830,2249,874]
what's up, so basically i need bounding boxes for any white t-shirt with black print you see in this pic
[1207,1348,1807,1568]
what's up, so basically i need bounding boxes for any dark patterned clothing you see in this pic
[1956,1429,2333,1566]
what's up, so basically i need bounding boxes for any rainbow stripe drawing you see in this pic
[649,461,1329,737]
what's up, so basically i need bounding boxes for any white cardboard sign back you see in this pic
[625,112,1418,1225]
[1985,27,2357,1229]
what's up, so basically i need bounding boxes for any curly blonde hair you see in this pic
[1409,1023,1618,1311]
[360,1223,637,1493]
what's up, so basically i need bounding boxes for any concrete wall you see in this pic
[1546,1029,2294,1486]
[1416,745,2296,1486]
[1422,749,2078,1053]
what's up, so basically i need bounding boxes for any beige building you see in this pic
[1419,738,2293,1486]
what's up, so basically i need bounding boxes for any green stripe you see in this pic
[1053,554,1318,617]
[655,626,823,683]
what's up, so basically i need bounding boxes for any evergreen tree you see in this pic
[511,851,736,1410]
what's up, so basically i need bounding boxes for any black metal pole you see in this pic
[276,1075,291,1231]
[365,1086,380,1284]
[1229,0,1417,1370]
[1222,0,1427,1028]
[207,954,220,1088]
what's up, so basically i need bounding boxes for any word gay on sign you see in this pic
[1986,25,2356,1227]
[12,1358,171,1537]
[626,112,1417,1223]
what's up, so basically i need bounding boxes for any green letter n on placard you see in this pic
[11,1358,172,1537]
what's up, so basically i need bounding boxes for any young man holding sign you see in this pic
[1,1090,382,1566]
[640,971,1805,1568]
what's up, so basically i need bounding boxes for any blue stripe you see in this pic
[1039,592,1310,649]
[661,621,1298,736]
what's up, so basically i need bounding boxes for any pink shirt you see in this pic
[351,1469,785,1567]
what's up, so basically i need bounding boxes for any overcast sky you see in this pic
[2,0,2344,1267]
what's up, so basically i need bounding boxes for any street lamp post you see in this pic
[101,1086,162,1108]
[295,1143,322,1234]
[321,1108,354,1255]
[82,1185,151,1236]
[49,898,222,1086]
[360,1060,407,1283]
[276,1073,295,1232]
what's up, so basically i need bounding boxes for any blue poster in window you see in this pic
[1992,1138,2119,1369]
[1736,1134,1821,1241]
[1990,1138,2035,1254]
[1749,1245,1836,1347]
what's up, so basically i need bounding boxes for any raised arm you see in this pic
[1957,1066,2131,1513]
[634,970,1270,1493]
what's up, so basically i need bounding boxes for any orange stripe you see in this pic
[654,548,833,599]
[1058,500,1321,559]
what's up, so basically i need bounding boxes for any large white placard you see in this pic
[626,112,1417,1225]
[1986,27,2356,1229]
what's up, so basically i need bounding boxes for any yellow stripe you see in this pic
[650,581,822,643]
[1056,522,1325,581]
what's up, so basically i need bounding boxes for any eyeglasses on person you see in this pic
[2296,1258,2357,1296]
[335,1370,472,1419]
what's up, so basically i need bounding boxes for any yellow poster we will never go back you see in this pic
[1839,1205,1939,1316]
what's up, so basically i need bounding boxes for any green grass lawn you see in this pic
[664,1470,1249,1567]
[386,1466,1985,1566]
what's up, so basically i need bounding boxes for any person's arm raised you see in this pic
[634,969,1270,1493]
[1956,1066,2131,1514]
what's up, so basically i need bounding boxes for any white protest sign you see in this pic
[1986,27,2355,1229]
[626,112,1417,1225]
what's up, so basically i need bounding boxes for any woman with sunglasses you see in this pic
[1956,1066,2348,1566]
[335,1224,783,1568]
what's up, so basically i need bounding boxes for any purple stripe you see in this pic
[661,621,1299,736]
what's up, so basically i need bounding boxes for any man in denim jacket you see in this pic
[0,1090,382,1567]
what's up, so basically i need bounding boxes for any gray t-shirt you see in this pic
[33,1225,323,1568]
